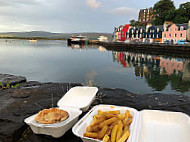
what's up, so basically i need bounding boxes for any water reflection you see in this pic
[0,39,190,95]
[113,51,190,93]
[70,44,86,49]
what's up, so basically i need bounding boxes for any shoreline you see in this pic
[96,41,190,58]
[0,73,189,142]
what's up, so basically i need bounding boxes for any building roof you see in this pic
[166,23,188,30]
[139,7,153,13]
[154,25,164,31]
[176,23,188,30]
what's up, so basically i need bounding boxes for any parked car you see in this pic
[176,40,189,45]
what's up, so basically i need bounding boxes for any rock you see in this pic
[0,74,26,86]
[0,81,81,142]
[0,75,189,142]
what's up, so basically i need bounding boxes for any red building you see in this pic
[119,24,130,41]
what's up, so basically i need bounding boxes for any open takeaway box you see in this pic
[24,86,98,138]
[72,104,190,142]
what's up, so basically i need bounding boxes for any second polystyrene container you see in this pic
[24,86,98,138]
[72,104,190,142]
[57,86,98,112]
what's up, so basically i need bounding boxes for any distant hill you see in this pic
[0,31,113,40]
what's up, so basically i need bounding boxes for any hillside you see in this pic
[0,31,113,40]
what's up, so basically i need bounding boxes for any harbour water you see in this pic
[0,39,190,95]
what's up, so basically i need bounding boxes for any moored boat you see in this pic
[29,39,37,42]
[67,35,88,46]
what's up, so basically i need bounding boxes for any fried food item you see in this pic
[99,117,118,128]
[124,110,129,121]
[117,130,130,142]
[116,120,123,141]
[83,132,99,138]
[98,110,120,115]
[91,115,106,126]
[103,134,110,142]
[83,109,133,142]
[35,108,69,124]
[99,125,109,139]
[111,124,118,142]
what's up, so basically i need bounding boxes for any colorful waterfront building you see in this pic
[113,27,120,41]
[162,22,189,44]
[126,26,145,42]
[114,24,130,41]
[144,23,163,43]
[117,25,124,41]
[119,24,130,41]
[126,23,163,43]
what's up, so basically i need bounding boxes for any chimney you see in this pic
[164,21,173,31]
[146,23,152,30]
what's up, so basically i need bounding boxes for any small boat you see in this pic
[29,39,37,42]
[67,35,88,45]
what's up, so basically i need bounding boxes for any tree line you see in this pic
[130,0,190,26]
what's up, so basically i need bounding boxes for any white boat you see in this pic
[29,39,37,42]
[67,35,88,45]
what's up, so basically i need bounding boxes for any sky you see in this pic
[0,0,188,33]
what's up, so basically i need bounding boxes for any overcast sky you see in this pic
[0,0,188,33]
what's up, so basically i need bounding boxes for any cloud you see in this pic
[109,7,138,18]
[86,0,101,10]
[0,0,40,7]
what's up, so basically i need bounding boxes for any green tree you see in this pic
[130,19,136,26]
[144,70,169,91]
[165,9,177,22]
[130,19,144,27]
[177,2,190,22]
[173,14,188,24]
[153,0,175,25]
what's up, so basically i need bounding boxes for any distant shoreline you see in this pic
[0,37,68,40]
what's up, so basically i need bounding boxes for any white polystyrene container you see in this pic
[24,86,98,138]
[137,110,190,142]
[72,104,190,142]
[57,86,98,112]
[24,107,82,138]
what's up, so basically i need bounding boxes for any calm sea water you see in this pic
[0,39,190,95]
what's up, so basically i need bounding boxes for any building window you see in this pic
[175,28,177,31]
[175,34,177,37]
[180,26,184,31]
[164,34,166,37]
[169,34,171,37]
[170,29,171,31]
[180,33,182,37]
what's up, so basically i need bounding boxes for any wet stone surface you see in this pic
[0,75,189,142]
[0,74,26,86]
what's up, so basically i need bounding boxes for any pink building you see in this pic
[162,23,188,44]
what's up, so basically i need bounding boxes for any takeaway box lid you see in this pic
[57,86,98,112]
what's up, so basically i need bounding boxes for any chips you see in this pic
[83,109,132,142]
